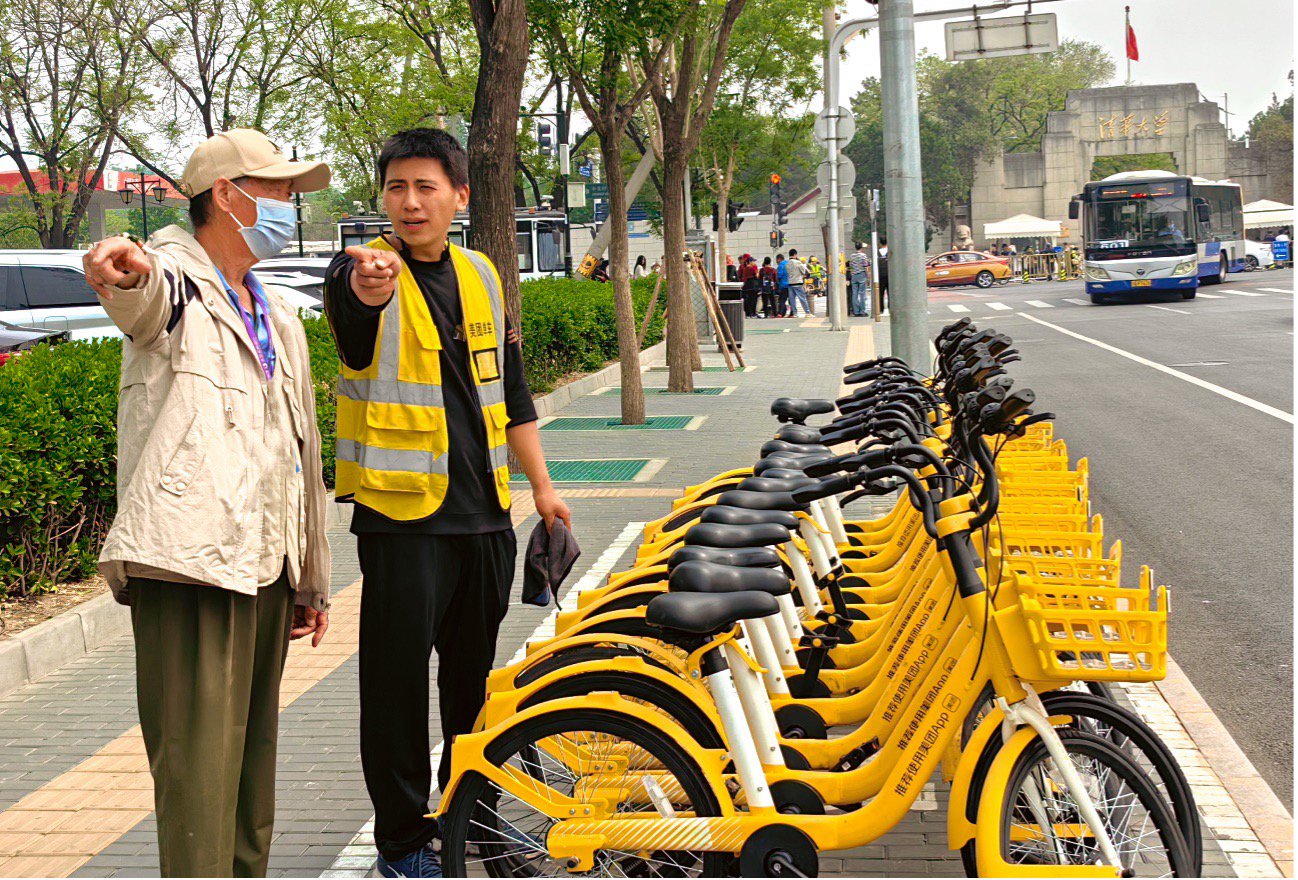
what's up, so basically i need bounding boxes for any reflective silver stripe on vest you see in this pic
[477,381,506,407]
[338,377,444,408]
[337,439,450,475]
[377,280,403,381]
[489,442,509,471]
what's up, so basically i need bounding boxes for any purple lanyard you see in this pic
[214,268,276,381]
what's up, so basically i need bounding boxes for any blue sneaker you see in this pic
[376,840,442,878]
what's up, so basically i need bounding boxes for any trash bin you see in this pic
[718,299,744,351]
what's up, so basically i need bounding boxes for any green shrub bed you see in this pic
[1,275,662,597]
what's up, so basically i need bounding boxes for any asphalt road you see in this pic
[922,269,1295,806]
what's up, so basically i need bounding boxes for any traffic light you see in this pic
[769,229,784,248]
[537,121,554,154]
[727,202,744,232]
[711,203,720,232]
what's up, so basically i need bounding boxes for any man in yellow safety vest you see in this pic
[323,128,571,877]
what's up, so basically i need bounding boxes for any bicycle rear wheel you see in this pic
[440,708,732,878]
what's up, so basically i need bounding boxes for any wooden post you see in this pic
[636,272,664,349]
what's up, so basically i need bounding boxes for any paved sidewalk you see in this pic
[0,314,1280,877]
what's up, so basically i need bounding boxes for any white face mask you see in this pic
[228,183,295,260]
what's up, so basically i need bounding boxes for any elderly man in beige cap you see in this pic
[83,130,333,877]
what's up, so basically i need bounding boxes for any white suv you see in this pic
[0,250,320,341]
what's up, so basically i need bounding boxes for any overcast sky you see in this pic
[835,0,1295,133]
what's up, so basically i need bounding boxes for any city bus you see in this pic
[336,210,568,280]
[1069,170,1244,302]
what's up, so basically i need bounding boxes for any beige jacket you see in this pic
[96,226,330,610]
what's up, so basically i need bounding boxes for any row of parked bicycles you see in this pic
[435,317,1196,877]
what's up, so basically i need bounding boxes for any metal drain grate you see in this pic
[510,459,653,482]
[542,415,695,430]
[648,366,745,373]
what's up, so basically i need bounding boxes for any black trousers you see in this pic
[357,530,517,861]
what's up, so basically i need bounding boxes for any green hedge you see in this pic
[0,339,121,596]
[1,275,663,597]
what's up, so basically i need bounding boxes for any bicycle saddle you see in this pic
[700,505,799,530]
[668,561,791,597]
[754,452,837,474]
[683,522,792,548]
[667,546,783,571]
[646,591,781,636]
[771,398,835,424]
[760,439,832,457]
[737,476,819,494]
[775,424,824,444]
[715,489,808,514]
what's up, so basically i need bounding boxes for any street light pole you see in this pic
[556,76,573,277]
[293,147,305,257]
[878,0,928,371]
[823,1,844,331]
[139,166,150,241]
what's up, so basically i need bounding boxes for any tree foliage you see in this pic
[846,40,1114,232]
[1246,87,1293,203]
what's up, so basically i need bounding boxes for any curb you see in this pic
[532,341,667,419]
[0,340,670,700]
[0,592,130,698]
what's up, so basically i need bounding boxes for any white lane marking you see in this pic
[1025,300,1054,308]
[1195,292,1223,298]
[1018,313,1295,424]
[947,304,971,313]
[1063,297,1089,305]
[1147,305,1190,315]
[986,302,1011,311]
[1256,287,1293,294]
[1225,289,1265,297]
[323,522,648,877]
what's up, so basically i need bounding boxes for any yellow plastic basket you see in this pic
[997,566,1168,683]
[999,542,1122,588]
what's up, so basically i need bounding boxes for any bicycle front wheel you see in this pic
[440,708,732,878]
[994,730,1193,877]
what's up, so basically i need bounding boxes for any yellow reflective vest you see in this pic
[334,238,511,521]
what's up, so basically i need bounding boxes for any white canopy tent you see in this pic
[1242,199,1293,230]
[983,213,1063,239]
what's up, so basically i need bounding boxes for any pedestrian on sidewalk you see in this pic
[81,130,333,878]
[775,252,789,316]
[739,253,760,317]
[759,256,777,317]
[324,128,572,879]
[877,243,889,314]
[848,241,871,317]
[784,248,811,317]
[632,254,649,278]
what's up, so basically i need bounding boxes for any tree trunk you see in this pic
[661,147,695,393]
[600,133,647,424]
[467,0,528,327]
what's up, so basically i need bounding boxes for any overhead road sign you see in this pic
[944,12,1058,61]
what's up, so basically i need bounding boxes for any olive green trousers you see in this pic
[130,570,293,877]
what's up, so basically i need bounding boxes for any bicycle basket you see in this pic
[997,566,1168,683]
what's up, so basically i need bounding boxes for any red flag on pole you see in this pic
[1126,22,1139,61]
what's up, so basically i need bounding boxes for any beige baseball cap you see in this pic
[181,129,331,197]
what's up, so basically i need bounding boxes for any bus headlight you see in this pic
[1171,259,1197,277]
[1084,263,1110,281]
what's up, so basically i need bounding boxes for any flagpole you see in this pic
[1125,5,1132,85]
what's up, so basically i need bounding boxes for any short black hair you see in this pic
[776,253,784,261]
[788,248,798,257]
[378,128,468,189]
[188,175,249,228]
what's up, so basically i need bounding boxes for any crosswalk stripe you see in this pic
[1025,300,1054,308]
[1225,289,1265,297]
[1064,298,1089,305]
[1256,287,1293,294]
[1195,292,1223,298]
[987,302,1011,311]
[947,304,971,313]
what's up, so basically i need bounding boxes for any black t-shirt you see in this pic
[324,242,537,535]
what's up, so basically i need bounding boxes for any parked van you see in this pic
[0,250,321,341]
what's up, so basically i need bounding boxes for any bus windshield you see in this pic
[1086,180,1191,253]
